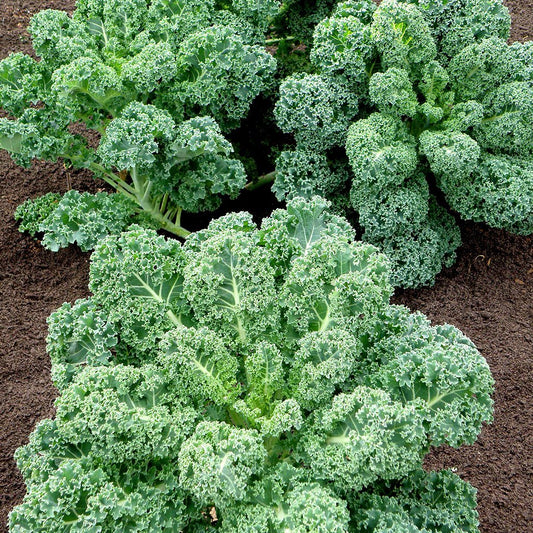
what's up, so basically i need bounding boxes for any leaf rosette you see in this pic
[10,197,493,532]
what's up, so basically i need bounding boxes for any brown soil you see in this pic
[0,1,532,532]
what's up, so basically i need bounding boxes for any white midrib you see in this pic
[132,273,181,326]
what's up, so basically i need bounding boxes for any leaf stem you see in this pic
[245,171,276,191]
[265,35,296,45]
[87,162,137,196]
[129,168,191,238]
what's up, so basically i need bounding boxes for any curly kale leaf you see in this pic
[32,191,139,252]
[275,73,359,150]
[174,24,276,130]
[14,192,61,236]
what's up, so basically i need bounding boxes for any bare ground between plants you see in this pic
[0,1,532,532]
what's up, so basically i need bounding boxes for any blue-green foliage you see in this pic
[15,190,141,251]
[1,0,280,240]
[10,198,493,532]
[275,73,359,150]
[273,0,533,288]
[14,192,62,236]
[348,469,479,532]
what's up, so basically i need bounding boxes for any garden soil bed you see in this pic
[0,1,532,532]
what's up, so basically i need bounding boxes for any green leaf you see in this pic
[161,326,240,407]
[245,342,285,412]
[0,63,24,90]
[326,407,367,446]
[0,132,23,154]
[167,145,203,162]
[210,244,247,341]
[287,202,327,253]
[67,331,115,366]
[173,344,225,389]
[127,271,187,327]
[127,272,184,306]
[216,451,242,498]
[86,17,109,43]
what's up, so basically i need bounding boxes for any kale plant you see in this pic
[10,197,493,532]
[273,0,533,287]
[0,0,279,241]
